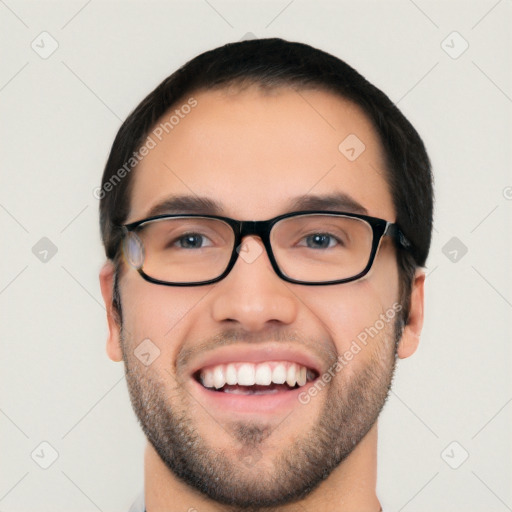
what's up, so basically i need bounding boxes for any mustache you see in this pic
[176,327,338,371]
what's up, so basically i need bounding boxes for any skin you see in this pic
[100,86,425,512]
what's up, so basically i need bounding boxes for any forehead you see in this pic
[129,86,395,222]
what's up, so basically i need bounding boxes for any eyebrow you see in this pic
[287,193,368,215]
[143,192,368,219]
[145,195,224,217]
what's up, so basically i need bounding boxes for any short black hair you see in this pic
[100,38,434,323]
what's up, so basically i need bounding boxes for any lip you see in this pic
[191,373,318,415]
[189,343,324,377]
[186,344,323,415]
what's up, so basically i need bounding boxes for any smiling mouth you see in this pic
[194,361,318,395]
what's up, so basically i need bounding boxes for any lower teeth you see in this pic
[223,387,279,395]
[219,384,294,395]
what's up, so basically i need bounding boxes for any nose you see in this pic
[209,236,298,331]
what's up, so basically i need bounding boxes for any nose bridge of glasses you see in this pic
[238,219,270,240]
[233,220,274,266]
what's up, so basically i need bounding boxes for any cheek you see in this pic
[120,274,207,359]
[302,284,382,347]
[300,254,400,353]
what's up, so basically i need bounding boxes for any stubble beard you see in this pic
[120,319,401,511]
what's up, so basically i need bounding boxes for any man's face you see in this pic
[102,86,417,508]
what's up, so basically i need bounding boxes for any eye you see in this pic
[301,233,340,249]
[173,233,213,249]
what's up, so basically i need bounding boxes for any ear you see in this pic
[397,269,425,359]
[99,261,123,362]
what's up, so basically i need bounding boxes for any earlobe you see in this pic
[397,269,425,359]
[99,261,124,362]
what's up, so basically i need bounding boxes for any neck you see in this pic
[144,422,382,512]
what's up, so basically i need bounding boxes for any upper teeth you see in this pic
[199,361,312,389]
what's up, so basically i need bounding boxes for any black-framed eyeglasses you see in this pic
[120,210,412,287]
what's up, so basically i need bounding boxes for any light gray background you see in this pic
[1,1,511,511]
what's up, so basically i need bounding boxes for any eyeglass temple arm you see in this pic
[384,222,412,251]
